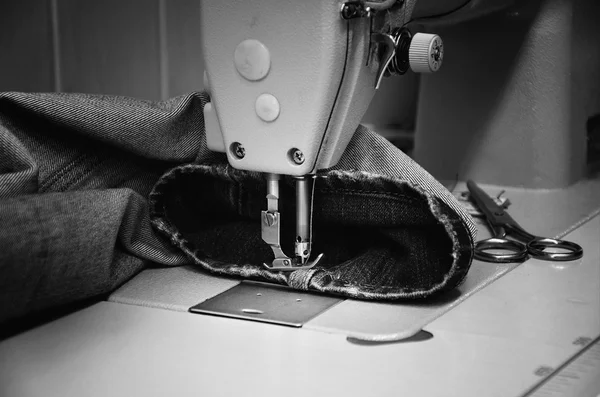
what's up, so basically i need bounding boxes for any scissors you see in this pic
[467,180,584,263]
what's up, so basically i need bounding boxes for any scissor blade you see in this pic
[466,180,505,223]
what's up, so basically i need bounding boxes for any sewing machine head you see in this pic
[200,0,443,271]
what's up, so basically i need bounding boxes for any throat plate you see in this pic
[189,281,343,327]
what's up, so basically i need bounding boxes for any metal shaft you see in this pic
[262,173,323,271]
[266,173,280,212]
[295,176,311,242]
[294,175,315,263]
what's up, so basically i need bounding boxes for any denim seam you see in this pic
[39,153,88,192]
[40,155,107,193]
[288,268,320,290]
[318,188,423,203]
[62,156,108,191]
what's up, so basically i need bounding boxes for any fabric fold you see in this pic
[149,125,476,300]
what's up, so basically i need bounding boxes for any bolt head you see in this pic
[264,212,277,226]
[232,142,245,159]
[292,149,305,165]
[341,4,357,19]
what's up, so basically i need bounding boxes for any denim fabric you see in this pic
[0,92,212,324]
[150,123,477,300]
[0,91,476,324]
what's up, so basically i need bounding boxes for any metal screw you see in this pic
[340,3,359,19]
[292,149,305,165]
[433,46,441,62]
[264,212,277,226]
[283,259,291,266]
[232,142,245,159]
[340,2,373,20]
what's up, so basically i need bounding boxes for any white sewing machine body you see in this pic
[202,0,377,175]
[1,0,599,395]
[201,0,446,271]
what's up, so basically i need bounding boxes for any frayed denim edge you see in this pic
[300,169,474,300]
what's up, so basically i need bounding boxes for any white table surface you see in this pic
[1,182,599,397]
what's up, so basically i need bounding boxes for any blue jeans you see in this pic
[0,92,476,325]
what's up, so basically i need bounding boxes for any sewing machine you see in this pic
[201,0,444,270]
[1,0,599,396]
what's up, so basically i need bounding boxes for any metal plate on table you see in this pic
[189,280,343,327]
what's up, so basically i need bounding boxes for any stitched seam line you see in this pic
[58,156,106,191]
[39,153,88,192]
[318,188,424,205]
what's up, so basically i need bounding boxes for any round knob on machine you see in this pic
[409,33,444,73]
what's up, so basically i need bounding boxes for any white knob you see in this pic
[255,93,280,122]
[409,33,444,73]
[234,39,271,81]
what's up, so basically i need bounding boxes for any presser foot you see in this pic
[262,253,324,272]
[261,174,324,272]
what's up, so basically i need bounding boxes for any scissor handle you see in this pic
[527,238,583,261]
[474,237,529,263]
